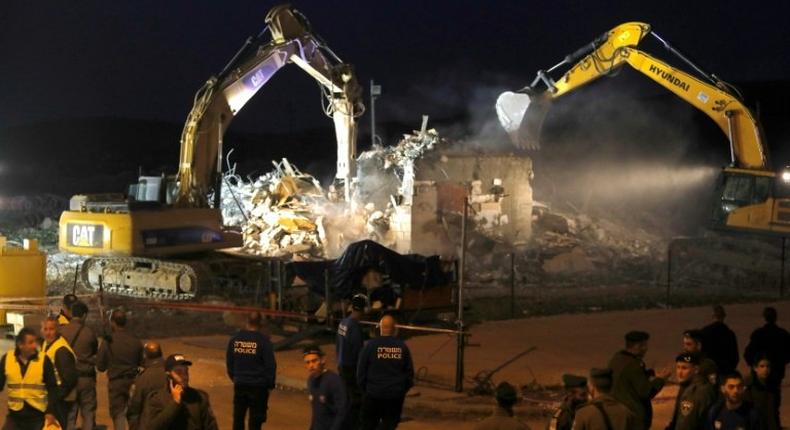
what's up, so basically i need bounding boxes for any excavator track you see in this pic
[82,257,205,300]
[81,253,285,302]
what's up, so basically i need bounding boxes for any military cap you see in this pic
[675,351,700,364]
[562,374,588,388]
[625,330,650,343]
[495,382,518,402]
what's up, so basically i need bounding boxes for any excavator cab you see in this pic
[127,175,179,206]
[710,168,790,235]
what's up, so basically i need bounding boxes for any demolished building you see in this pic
[356,126,533,257]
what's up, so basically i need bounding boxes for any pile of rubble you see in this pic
[530,207,664,277]
[358,122,443,195]
[463,203,667,288]
[220,159,369,259]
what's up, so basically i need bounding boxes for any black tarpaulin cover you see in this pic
[287,240,452,299]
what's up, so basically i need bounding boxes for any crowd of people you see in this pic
[0,294,220,430]
[0,294,786,430]
[538,305,790,430]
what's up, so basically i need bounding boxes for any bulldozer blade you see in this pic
[495,91,551,150]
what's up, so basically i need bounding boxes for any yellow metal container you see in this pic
[0,236,46,324]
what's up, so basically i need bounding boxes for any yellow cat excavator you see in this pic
[58,4,363,299]
[495,22,790,236]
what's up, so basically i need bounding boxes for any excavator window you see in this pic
[713,173,775,225]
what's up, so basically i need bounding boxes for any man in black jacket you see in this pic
[139,353,218,430]
[744,306,790,422]
[744,353,779,430]
[226,312,276,430]
[59,300,98,430]
[706,371,763,430]
[357,315,414,430]
[701,305,739,375]
[304,344,348,430]
[97,309,143,430]
[128,342,167,430]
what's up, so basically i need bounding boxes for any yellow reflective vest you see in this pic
[4,350,48,413]
[43,336,77,401]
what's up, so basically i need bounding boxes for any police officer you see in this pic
[337,294,367,428]
[97,309,143,430]
[666,352,716,430]
[706,371,763,430]
[0,327,60,429]
[357,315,414,430]
[474,381,529,430]
[226,311,276,430]
[128,342,167,430]
[58,294,79,326]
[681,330,718,385]
[304,344,348,430]
[41,315,79,426]
[547,374,588,430]
[573,368,636,430]
[608,331,670,430]
[60,300,98,430]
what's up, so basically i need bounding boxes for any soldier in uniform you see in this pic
[547,374,588,430]
[60,301,98,430]
[572,368,635,430]
[127,342,167,430]
[666,352,716,430]
[608,331,670,430]
[58,294,79,326]
[681,330,718,385]
[97,309,143,430]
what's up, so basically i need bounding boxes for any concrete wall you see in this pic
[413,151,533,243]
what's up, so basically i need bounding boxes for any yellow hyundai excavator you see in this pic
[58,4,363,299]
[495,22,790,236]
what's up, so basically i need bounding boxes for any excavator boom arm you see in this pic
[498,22,768,171]
[176,5,362,207]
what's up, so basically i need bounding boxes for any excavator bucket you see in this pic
[495,90,551,150]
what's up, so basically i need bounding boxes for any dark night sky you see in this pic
[1,0,789,135]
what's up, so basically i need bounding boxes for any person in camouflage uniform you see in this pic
[666,352,716,430]
[573,368,636,430]
[547,374,588,430]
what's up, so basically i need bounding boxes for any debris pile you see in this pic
[221,159,368,259]
[463,203,667,288]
